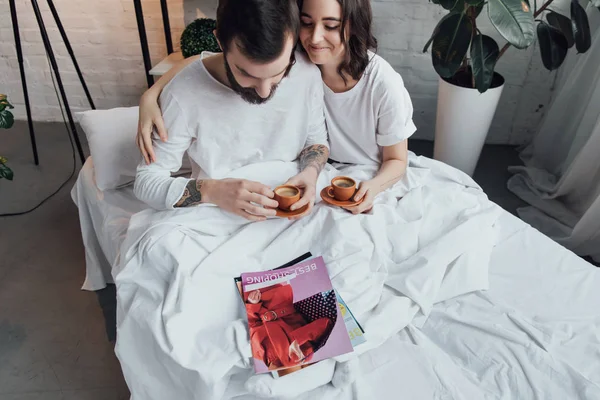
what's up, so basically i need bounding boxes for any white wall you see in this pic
[0,0,557,144]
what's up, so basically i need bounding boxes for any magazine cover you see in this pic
[234,252,364,377]
[240,256,354,373]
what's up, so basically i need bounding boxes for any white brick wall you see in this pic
[0,0,554,144]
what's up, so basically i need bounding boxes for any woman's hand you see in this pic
[344,141,408,215]
[137,90,168,164]
[343,180,378,214]
[135,55,203,164]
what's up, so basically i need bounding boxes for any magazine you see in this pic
[234,253,366,345]
[234,253,365,377]
[336,292,366,348]
[240,256,355,374]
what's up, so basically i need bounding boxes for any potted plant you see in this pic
[0,94,14,181]
[180,18,221,58]
[424,0,598,176]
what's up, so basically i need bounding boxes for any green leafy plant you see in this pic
[180,18,221,58]
[424,0,599,93]
[0,94,14,181]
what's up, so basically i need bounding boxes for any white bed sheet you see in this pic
[71,157,147,290]
[71,156,600,398]
[360,213,600,400]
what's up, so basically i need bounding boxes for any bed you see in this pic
[71,155,600,400]
[71,157,147,291]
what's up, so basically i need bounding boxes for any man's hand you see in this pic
[179,178,279,221]
[284,168,318,220]
[205,179,280,221]
[282,143,329,220]
[343,179,378,214]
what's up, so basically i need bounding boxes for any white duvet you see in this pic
[114,153,600,399]
[113,153,508,399]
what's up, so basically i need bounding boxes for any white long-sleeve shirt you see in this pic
[134,51,329,210]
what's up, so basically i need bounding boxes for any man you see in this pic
[134,0,330,221]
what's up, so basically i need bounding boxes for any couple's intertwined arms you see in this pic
[174,143,330,209]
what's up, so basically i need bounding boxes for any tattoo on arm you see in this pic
[299,144,329,175]
[175,180,204,208]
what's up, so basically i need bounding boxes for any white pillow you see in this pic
[76,106,190,191]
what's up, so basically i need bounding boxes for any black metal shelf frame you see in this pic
[132,0,174,88]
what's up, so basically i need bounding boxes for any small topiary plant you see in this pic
[180,18,221,58]
[0,94,14,181]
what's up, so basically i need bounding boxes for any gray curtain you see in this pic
[507,4,600,262]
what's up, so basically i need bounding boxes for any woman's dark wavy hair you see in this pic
[298,0,378,83]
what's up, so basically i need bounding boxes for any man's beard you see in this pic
[224,58,279,105]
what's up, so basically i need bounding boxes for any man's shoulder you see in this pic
[160,53,220,107]
[165,55,208,89]
[288,50,322,83]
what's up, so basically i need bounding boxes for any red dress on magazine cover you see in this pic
[244,284,332,370]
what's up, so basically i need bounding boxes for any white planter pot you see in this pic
[433,74,505,176]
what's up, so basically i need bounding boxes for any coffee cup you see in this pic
[326,176,357,201]
[273,185,301,211]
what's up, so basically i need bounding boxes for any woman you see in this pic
[137,0,416,214]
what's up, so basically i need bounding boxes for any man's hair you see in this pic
[216,0,300,62]
[297,0,377,83]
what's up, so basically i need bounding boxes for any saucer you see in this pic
[268,204,310,218]
[320,187,364,207]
